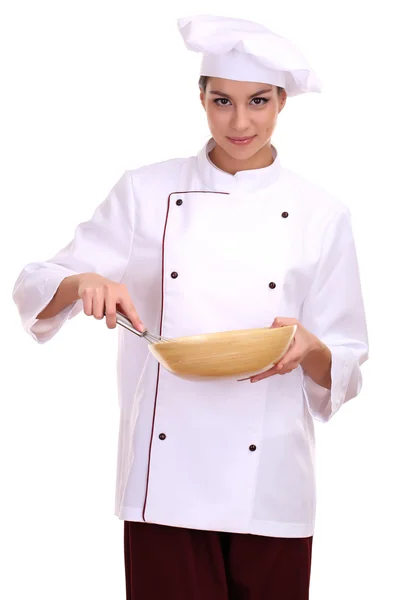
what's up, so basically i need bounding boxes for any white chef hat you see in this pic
[177,14,322,97]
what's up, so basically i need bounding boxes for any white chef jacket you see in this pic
[13,138,369,538]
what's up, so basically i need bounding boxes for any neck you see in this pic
[209,141,274,175]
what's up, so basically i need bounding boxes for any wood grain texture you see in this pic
[148,325,297,380]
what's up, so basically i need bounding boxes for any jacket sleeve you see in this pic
[300,206,369,422]
[12,170,135,344]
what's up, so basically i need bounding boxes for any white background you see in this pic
[1,1,399,598]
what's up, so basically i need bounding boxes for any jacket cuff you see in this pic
[15,268,81,344]
[302,345,361,422]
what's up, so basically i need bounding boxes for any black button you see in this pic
[249,445,257,452]
[269,282,276,289]
[281,211,289,218]
[171,272,178,279]
[159,433,166,441]
[176,199,183,206]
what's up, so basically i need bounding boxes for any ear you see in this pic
[278,89,287,113]
[199,89,206,110]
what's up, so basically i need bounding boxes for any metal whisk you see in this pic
[116,310,170,343]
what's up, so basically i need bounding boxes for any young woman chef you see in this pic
[13,14,369,600]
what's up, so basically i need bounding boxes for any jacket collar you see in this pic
[196,137,282,193]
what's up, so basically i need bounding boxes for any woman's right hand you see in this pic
[77,273,145,331]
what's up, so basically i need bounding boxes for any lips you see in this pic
[228,136,255,141]
[227,135,257,146]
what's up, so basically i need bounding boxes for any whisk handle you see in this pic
[115,310,146,337]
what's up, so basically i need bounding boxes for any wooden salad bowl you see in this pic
[148,325,297,380]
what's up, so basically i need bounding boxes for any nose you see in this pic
[230,106,251,132]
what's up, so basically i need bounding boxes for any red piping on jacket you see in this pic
[141,190,229,522]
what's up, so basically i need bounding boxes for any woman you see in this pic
[12,14,369,600]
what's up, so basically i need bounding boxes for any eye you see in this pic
[213,98,231,106]
[251,98,269,106]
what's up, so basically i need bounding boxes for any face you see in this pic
[200,77,287,163]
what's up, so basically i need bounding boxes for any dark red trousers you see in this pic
[124,521,313,599]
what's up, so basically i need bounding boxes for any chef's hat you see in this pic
[177,15,322,96]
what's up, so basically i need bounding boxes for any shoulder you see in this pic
[282,168,359,254]
[280,166,350,220]
[105,154,194,216]
[127,155,191,187]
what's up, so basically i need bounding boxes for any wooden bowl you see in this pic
[148,325,297,380]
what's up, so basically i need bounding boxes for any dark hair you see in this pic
[198,75,284,95]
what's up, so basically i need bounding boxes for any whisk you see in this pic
[116,310,170,343]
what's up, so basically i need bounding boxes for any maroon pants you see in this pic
[124,521,313,599]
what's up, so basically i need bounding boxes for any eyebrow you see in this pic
[209,88,273,99]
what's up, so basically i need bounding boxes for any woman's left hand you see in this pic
[249,317,319,383]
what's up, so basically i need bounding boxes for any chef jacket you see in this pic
[13,137,369,538]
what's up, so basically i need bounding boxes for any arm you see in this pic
[12,171,135,343]
[301,338,332,390]
[36,274,82,319]
[300,206,369,422]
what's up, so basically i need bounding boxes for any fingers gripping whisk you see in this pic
[115,311,170,343]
